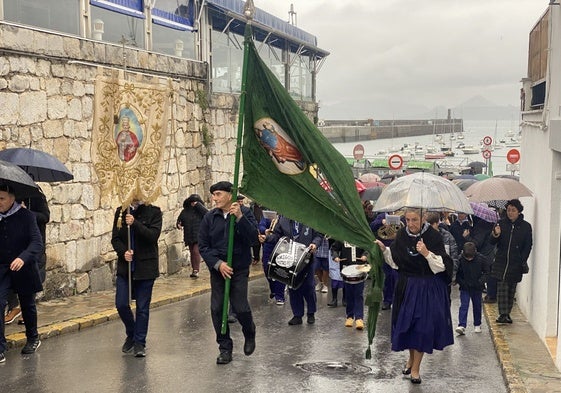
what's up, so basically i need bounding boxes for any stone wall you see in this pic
[0,23,318,299]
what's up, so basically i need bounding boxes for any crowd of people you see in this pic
[1,176,534,387]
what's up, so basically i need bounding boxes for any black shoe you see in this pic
[0,352,5,363]
[327,299,337,307]
[216,351,232,364]
[410,376,422,384]
[122,337,134,353]
[307,313,315,324]
[21,339,41,354]
[288,316,302,325]
[496,314,509,324]
[381,302,391,310]
[402,364,411,375]
[244,337,256,356]
[505,315,513,324]
[133,343,146,357]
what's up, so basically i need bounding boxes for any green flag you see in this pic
[238,26,383,357]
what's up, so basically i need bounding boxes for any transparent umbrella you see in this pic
[373,172,474,214]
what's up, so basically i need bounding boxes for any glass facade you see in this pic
[3,0,80,35]
[1,0,322,102]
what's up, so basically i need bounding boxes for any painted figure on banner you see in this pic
[115,110,142,162]
[254,117,306,175]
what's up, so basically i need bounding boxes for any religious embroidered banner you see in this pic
[91,71,170,208]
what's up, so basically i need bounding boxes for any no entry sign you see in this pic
[507,149,520,164]
[388,154,403,170]
[353,144,365,160]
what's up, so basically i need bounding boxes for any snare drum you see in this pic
[268,236,312,290]
[341,264,371,284]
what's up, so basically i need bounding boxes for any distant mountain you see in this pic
[408,96,520,121]
[318,95,520,122]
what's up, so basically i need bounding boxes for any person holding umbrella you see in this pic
[111,199,162,357]
[375,208,454,385]
[0,183,44,363]
[198,181,258,365]
[489,199,533,324]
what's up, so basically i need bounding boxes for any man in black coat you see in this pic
[198,181,259,365]
[111,200,162,357]
[489,199,532,324]
[0,183,44,363]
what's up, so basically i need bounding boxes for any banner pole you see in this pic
[221,3,255,335]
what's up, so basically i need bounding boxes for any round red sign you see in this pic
[482,136,493,146]
[507,149,520,164]
[482,149,492,159]
[388,154,403,170]
[353,144,365,160]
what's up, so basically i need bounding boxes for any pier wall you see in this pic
[319,119,464,143]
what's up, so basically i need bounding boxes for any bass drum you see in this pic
[268,236,312,290]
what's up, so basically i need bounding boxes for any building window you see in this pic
[90,0,145,47]
[211,30,243,93]
[151,0,195,58]
[290,54,313,100]
[3,0,80,35]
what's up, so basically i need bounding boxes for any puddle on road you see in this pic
[295,361,371,375]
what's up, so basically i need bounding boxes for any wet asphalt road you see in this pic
[0,278,506,393]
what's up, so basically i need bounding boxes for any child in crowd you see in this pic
[327,247,344,307]
[455,242,489,335]
[330,240,369,330]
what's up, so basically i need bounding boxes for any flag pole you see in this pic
[221,0,255,335]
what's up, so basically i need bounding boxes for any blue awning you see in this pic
[206,0,329,58]
[90,0,145,18]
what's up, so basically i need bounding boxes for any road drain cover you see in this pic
[295,361,371,375]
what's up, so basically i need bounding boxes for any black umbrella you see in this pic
[0,148,73,182]
[360,186,384,201]
[0,159,40,198]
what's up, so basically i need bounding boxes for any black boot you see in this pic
[327,288,338,307]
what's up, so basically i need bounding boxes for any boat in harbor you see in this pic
[461,145,480,154]
[425,152,446,159]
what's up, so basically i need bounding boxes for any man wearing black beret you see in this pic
[198,181,259,364]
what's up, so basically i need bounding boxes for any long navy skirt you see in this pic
[391,274,454,354]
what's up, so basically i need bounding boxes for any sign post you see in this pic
[481,136,493,175]
[506,148,520,176]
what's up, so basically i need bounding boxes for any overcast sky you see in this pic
[260,0,549,120]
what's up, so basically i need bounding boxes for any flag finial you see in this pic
[244,0,255,20]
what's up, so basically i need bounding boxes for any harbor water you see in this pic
[332,120,521,176]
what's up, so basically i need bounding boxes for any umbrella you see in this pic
[0,148,73,182]
[373,172,474,214]
[474,173,490,181]
[468,161,487,169]
[360,186,385,201]
[452,178,478,191]
[469,202,499,223]
[455,174,477,180]
[0,159,40,198]
[355,179,367,193]
[358,172,382,187]
[464,177,533,202]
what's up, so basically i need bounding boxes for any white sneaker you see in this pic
[455,326,466,335]
[315,283,323,291]
[321,284,328,293]
[474,325,482,333]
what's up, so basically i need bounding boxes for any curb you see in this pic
[484,302,527,393]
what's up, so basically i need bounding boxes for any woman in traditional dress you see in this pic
[376,208,454,385]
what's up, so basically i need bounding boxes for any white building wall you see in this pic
[519,3,561,370]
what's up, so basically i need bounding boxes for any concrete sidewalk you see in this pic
[5,266,561,392]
